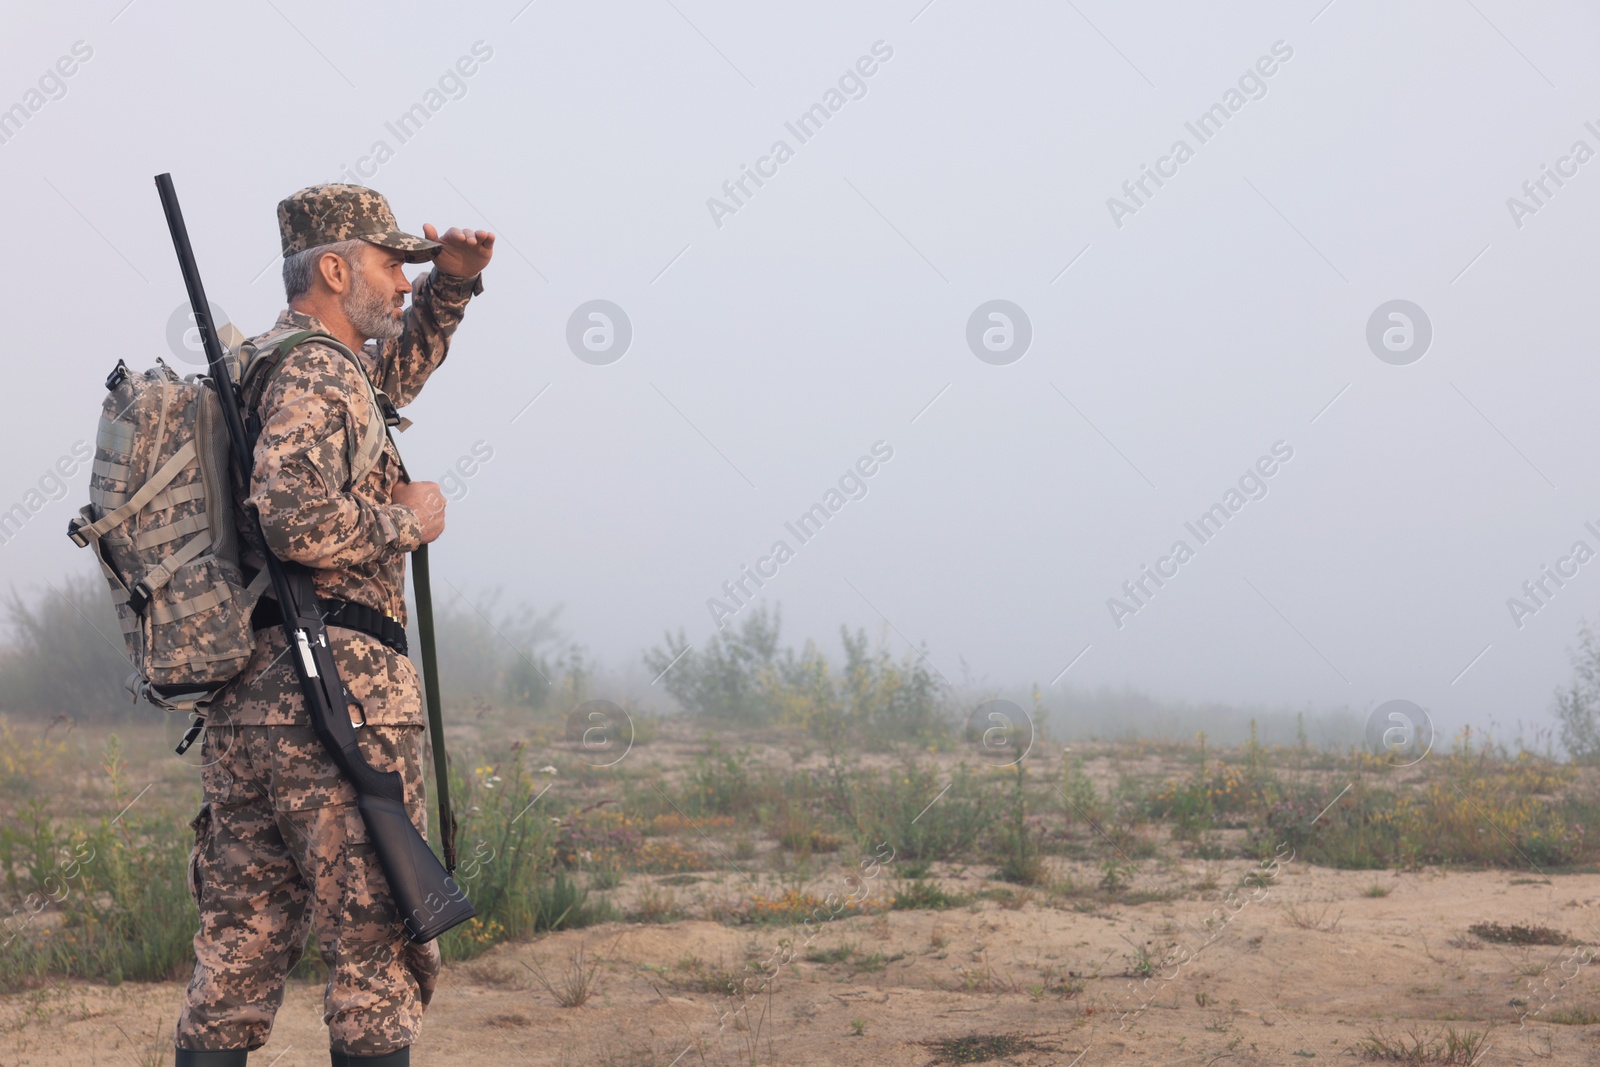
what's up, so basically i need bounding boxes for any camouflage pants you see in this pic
[175,722,442,1055]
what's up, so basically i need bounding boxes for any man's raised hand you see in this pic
[424,223,495,279]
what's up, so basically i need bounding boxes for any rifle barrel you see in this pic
[153,173,251,488]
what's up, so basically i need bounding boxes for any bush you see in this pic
[0,720,69,798]
[442,746,610,961]
[1252,745,1591,869]
[683,742,762,817]
[1558,616,1600,763]
[992,762,1046,885]
[890,878,969,910]
[645,611,952,746]
[645,606,786,722]
[0,575,570,722]
[850,762,992,862]
[837,627,946,746]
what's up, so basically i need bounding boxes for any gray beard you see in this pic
[344,270,405,341]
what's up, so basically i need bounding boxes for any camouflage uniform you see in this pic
[175,185,483,1060]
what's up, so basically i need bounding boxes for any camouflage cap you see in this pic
[277,184,441,264]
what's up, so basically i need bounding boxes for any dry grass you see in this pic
[1353,1026,1494,1064]
[947,954,1017,994]
[1284,900,1344,932]
[465,959,531,989]
[627,884,684,924]
[111,1020,169,1067]
[664,954,744,997]
[523,943,602,1007]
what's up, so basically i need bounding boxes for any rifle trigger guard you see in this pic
[345,689,368,728]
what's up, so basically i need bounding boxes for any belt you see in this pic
[251,595,409,657]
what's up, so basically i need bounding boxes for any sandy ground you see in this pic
[5,865,1600,1066]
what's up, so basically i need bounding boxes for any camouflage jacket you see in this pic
[214,266,482,727]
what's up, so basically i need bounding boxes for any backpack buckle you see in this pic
[128,578,153,615]
[104,361,129,392]
[374,390,403,428]
[66,517,90,548]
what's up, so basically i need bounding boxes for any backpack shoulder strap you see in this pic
[241,329,392,485]
[240,328,359,397]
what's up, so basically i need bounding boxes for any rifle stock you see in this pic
[154,172,475,944]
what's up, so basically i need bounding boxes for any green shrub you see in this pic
[837,627,946,746]
[644,606,786,722]
[851,762,991,863]
[441,750,611,962]
[683,742,764,818]
[992,762,1045,885]
[644,610,953,746]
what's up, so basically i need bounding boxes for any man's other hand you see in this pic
[392,480,447,544]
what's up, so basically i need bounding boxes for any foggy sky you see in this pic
[4,0,1600,739]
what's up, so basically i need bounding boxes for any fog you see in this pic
[4,0,1599,742]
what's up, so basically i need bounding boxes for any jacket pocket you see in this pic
[187,803,213,905]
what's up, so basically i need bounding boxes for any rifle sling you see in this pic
[411,543,459,873]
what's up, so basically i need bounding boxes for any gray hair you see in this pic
[282,238,369,301]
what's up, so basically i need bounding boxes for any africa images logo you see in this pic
[966,300,1032,366]
[331,41,495,185]
[707,441,894,630]
[1106,40,1293,229]
[0,40,92,147]
[706,41,894,228]
[0,442,92,548]
[1106,442,1294,628]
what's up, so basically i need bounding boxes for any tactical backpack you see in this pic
[69,325,392,712]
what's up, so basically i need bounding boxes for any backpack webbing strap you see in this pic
[245,567,272,597]
[133,511,209,551]
[148,582,232,625]
[147,647,258,670]
[146,482,207,512]
[69,440,197,546]
[73,505,140,635]
[135,529,212,602]
[91,458,135,482]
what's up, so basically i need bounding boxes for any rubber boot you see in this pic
[330,1049,409,1067]
[175,1051,249,1067]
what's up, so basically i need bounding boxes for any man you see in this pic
[174,184,494,1066]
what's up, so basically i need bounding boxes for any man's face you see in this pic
[341,243,411,342]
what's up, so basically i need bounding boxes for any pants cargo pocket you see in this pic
[187,802,213,905]
[405,938,442,1008]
